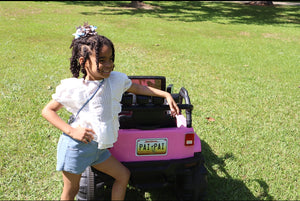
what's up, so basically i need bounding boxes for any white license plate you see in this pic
[136,138,168,156]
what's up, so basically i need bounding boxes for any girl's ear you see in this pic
[79,57,84,65]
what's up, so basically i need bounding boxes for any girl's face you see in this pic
[83,45,114,81]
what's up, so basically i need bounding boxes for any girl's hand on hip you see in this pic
[70,126,95,143]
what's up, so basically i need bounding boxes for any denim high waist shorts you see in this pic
[56,133,111,174]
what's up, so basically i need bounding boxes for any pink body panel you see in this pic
[110,123,201,162]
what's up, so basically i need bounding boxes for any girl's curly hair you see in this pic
[69,23,115,78]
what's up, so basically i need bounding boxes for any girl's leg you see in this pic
[92,155,130,201]
[61,171,81,200]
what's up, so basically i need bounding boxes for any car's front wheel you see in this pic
[76,166,109,201]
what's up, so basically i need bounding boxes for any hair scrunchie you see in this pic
[72,23,97,39]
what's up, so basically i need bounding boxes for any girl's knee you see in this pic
[125,167,131,181]
[63,183,79,195]
[118,166,131,183]
[61,184,79,200]
[61,171,81,199]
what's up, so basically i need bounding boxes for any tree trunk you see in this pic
[249,1,274,6]
[128,1,156,10]
[129,1,145,8]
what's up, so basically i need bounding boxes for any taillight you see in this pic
[185,133,195,146]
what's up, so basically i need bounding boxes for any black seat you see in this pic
[119,76,176,129]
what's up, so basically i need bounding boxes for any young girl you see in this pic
[42,23,179,201]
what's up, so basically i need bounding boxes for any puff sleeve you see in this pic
[52,78,86,114]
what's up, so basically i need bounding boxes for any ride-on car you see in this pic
[76,76,207,200]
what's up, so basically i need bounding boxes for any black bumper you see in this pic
[91,152,206,190]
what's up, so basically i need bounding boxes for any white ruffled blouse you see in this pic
[52,71,132,149]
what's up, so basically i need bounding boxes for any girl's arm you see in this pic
[127,83,180,116]
[42,100,95,143]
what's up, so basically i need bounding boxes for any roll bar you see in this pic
[178,87,192,127]
[121,87,193,128]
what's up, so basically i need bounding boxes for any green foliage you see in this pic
[0,1,299,200]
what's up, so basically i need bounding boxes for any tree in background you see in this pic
[128,1,274,8]
[128,1,156,10]
[248,1,274,6]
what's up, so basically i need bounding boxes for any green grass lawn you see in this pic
[0,1,299,200]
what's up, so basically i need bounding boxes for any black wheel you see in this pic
[176,159,207,200]
[77,167,113,201]
[76,166,96,201]
[192,163,207,200]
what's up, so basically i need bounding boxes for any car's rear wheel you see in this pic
[176,163,207,201]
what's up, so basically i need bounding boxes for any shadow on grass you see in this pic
[95,140,273,200]
[60,1,299,25]
[124,140,274,200]
[201,140,273,200]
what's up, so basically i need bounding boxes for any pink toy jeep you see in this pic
[77,76,207,200]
